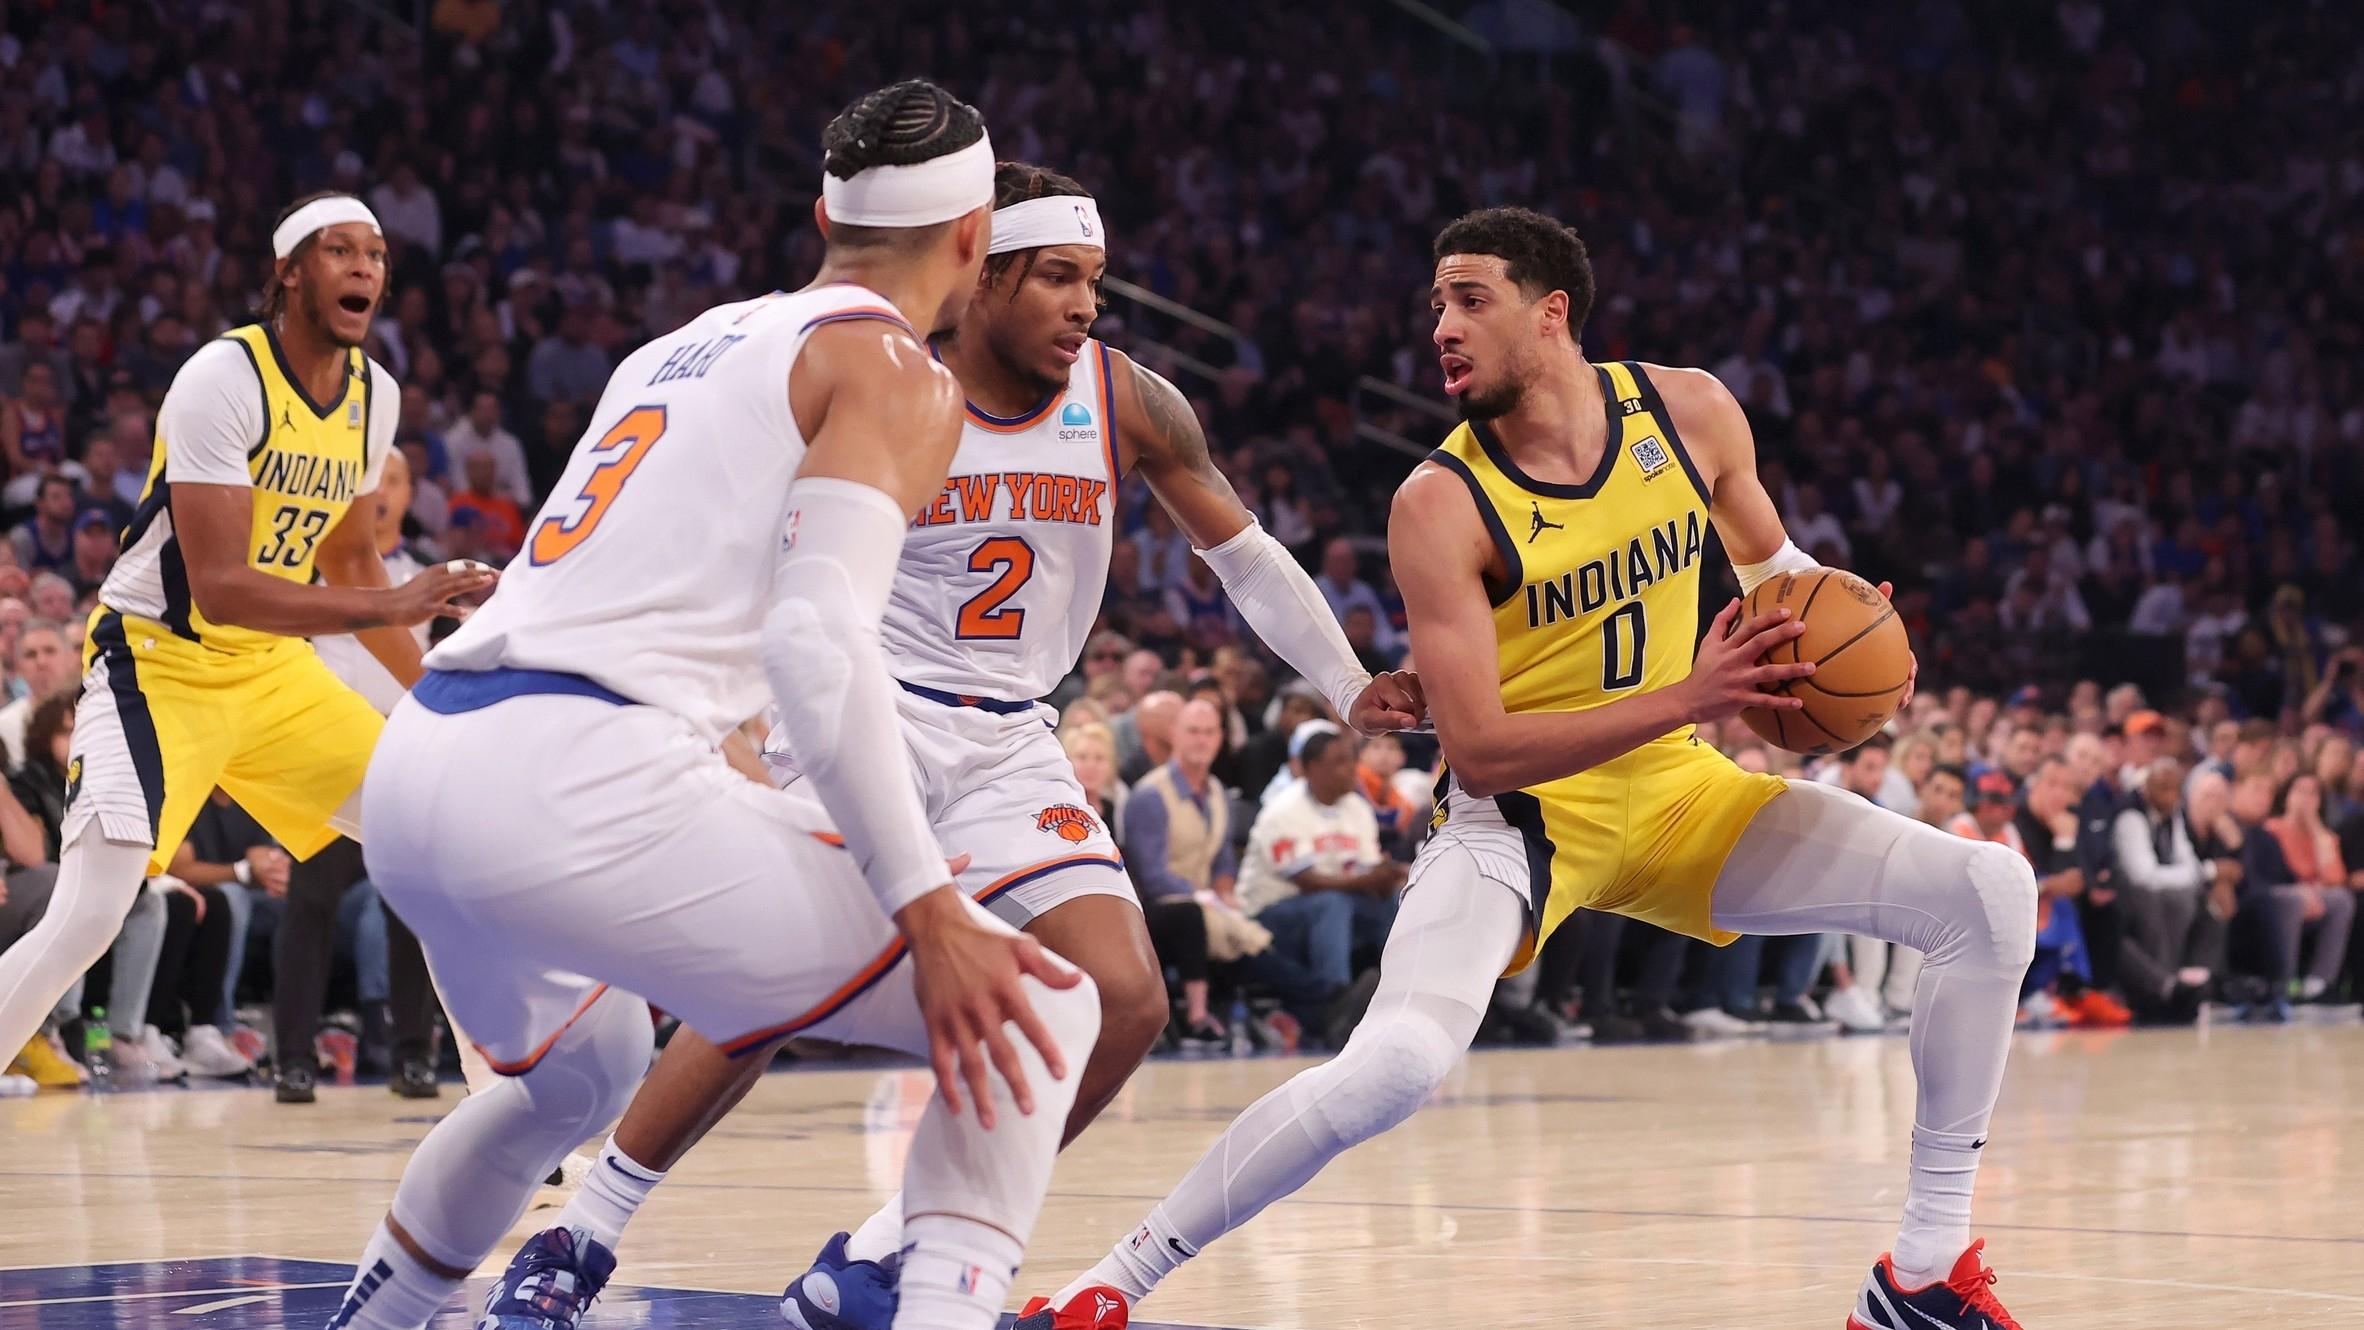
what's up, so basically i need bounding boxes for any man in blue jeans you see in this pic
[1239,729,1403,991]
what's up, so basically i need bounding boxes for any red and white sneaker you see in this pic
[1010,1284,1131,1330]
[1847,1240,2023,1330]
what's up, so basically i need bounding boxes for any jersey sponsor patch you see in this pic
[1629,433,1672,479]
[1035,804,1101,843]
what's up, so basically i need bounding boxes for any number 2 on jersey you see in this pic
[529,406,668,566]
[955,537,1035,639]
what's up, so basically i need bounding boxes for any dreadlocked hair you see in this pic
[258,189,359,321]
[820,80,987,252]
[984,161,1097,297]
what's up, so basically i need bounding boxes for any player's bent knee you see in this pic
[515,991,655,1139]
[1302,1006,1461,1150]
[1088,959,1170,1063]
[1955,842,2038,975]
[1024,968,1104,1073]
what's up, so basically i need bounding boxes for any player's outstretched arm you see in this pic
[312,490,482,689]
[173,482,492,638]
[772,321,1079,1125]
[1391,464,1813,799]
[1116,350,1419,733]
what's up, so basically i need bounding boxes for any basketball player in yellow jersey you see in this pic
[0,193,494,1068]
[1025,209,2039,1330]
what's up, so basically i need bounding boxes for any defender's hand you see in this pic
[1348,671,1425,734]
[383,560,498,626]
[1685,601,1814,725]
[897,885,1080,1128]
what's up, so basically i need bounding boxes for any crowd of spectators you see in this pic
[4,0,2364,1084]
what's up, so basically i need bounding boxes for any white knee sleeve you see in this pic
[1953,842,2038,975]
[1297,999,1464,1151]
[0,828,152,1055]
[903,970,1100,1236]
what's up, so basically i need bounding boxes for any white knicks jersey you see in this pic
[427,284,915,742]
[881,340,1120,701]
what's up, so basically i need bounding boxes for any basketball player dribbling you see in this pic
[326,82,1110,1330]
[480,160,1420,1330]
[1019,209,2038,1330]
[0,192,493,1067]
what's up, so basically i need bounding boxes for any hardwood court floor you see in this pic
[4,1023,2362,1328]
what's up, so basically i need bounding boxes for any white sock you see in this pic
[844,1189,905,1264]
[893,1213,1020,1330]
[1059,1205,1193,1305]
[327,1220,465,1330]
[1891,1125,1980,1285]
[555,1136,665,1250]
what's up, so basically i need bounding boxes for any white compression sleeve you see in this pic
[1199,521,1372,719]
[1731,538,1819,594]
[763,476,946,919]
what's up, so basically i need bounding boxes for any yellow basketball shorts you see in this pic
[69,610,383,875]
[1429,736,1788,973]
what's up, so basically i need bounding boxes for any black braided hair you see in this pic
[258,189,361,320]
[983,161,1095,291]
[821,80,987,251]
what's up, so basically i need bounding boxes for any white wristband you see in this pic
[233,860,254,886]
[1731,538,1819,595]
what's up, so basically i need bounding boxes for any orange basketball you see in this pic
[1736,568,1911,756]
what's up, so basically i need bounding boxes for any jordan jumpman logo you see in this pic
[1527,501,1565,544]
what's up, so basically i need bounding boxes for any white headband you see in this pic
[821,133,995,228]
[987,195,1107,256]
[272,196,382,260]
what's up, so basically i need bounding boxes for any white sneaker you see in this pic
[1825,985,1886,1034]
[1681,1007,1760,1039]
[111,1028,171,1083]
[179,1024,254,1078]
[2299,976,2329,1002]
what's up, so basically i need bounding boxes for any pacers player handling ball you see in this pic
[0,193,492,1067]
[1020,209,2037,1330]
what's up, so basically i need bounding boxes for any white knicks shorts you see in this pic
[362,682,1002,1071]
[766,689,1132,929]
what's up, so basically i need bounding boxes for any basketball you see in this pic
[1737,568,1911,756]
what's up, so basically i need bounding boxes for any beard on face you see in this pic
[1457,365,1529,422]
[301,281,367,350]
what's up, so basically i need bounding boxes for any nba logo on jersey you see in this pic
[348,399,363,426]
[1630,434,1673,480]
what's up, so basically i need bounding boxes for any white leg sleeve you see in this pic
[1710,779,2036,1281]
[0,825,151,1054]
[1060,844,1522,1307]
[894,970,1100,1330]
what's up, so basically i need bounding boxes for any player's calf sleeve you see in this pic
[0,827,151,1054]
[897,971,1100,1330]
[364,991,651,1309]
[1070,994,1476,1308]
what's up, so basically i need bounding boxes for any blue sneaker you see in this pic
[479,1227,616,1330]
[779,1232,900,1330]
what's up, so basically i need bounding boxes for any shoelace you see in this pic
[1945,1260,2023,1330]
[509,1243,604,1325]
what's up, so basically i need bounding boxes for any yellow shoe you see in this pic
[10,1033,87,1088]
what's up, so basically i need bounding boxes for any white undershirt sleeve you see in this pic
[763,476,948,919]
[360,358,398,492]
[157,340,264,487]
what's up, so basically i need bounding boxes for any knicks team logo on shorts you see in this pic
[1629,433,1673,480]
[1035,804,1100,843]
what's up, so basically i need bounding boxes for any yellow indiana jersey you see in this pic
[100,323,382,656]
[1429,360,1786,967]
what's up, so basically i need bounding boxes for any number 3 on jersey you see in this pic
[530,406,668,565]
[955,536,1035,640]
